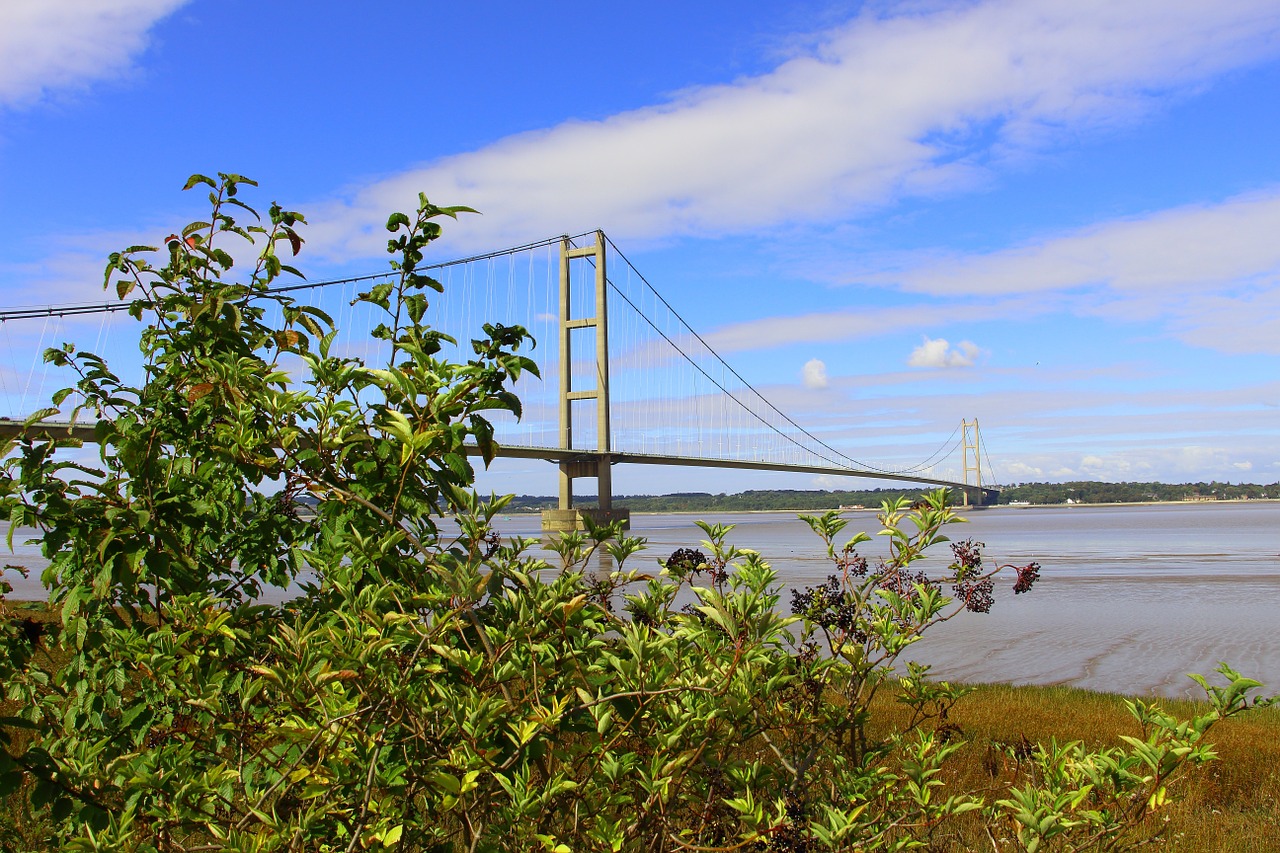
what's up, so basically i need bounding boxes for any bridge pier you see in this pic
[541,507,632,532]
[956,487,1001,508]
[541,454,631,532]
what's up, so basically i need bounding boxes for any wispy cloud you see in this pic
[698,296,1052,354]
[0,226,174,307]
[735,373,1280,483]
[0,0,187,108]
[878,189,1280,298]
[844,188,1280,354]
[303,0,1280,258]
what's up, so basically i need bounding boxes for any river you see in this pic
[5,501,1278,698]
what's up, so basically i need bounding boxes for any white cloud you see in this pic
[1067,447,1256,482]
[801,358,829,389]
[305,0,1280,259]
[907,337,981,368]
[0,1,187,108]
[1004,461,1044,479]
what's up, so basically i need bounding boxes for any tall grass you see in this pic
[870,682,1280,851]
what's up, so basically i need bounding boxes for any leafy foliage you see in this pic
[0,176,1271,852]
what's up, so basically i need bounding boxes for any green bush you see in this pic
[0,175,1270,852]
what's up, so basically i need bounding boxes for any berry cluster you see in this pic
[877,567,939,604]
[953,576,995,613]
[665,547,729,585]
[1012,562,1041,594]
[666,547,705,574]
[584,574,615,613]
[790,575,862,637]
[950,538,985,580]
[481,529,502,559]
[836,544,869,578]
[754,791,815,853]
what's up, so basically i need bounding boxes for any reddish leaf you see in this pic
[187,383,215,402]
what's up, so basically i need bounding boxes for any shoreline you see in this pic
[499,497,1280,516]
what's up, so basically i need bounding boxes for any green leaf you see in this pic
[381,409,414,444]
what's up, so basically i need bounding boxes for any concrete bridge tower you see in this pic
[540,232,631,532]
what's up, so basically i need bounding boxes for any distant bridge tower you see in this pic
[541,231,632,532]
[961,418,984,507]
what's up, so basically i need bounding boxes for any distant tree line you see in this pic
[997,480,1277,505]
[492,481,1280,513]
[494,488,916,513]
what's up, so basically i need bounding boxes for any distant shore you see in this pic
[501,496,1280,516]
[999,496,1280,509]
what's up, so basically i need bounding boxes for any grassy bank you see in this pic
[869,682,1280,850]
[5,601,1278,851]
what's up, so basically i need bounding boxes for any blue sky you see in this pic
[1,0,1279,496]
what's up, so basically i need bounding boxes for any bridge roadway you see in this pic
[0,420,999,505]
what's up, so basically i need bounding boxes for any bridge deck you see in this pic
[0,421,998,501]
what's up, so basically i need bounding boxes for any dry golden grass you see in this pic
[867,682,1280,852]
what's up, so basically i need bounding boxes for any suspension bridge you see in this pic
[0,230,999,530]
